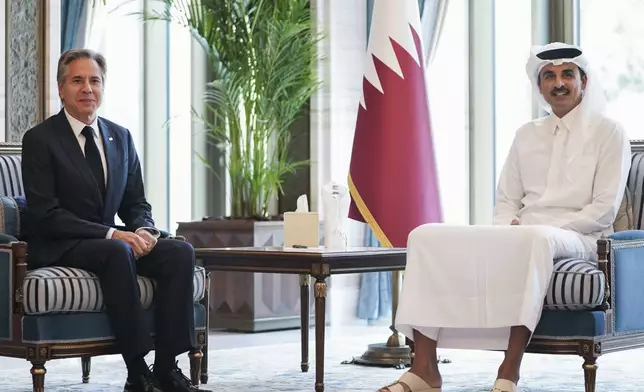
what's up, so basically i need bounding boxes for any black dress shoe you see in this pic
[154,362,212,392]
[123,367,163,392]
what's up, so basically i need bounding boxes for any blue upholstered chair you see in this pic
[525,139,644,392]
[0,142,211,392]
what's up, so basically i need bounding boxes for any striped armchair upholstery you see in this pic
[626,151,644,229]
[22,264,207,315]
[0,144,23,198]
[0,142,210,390]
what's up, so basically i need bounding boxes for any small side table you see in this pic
[195,246,406,392]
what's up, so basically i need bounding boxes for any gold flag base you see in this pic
[350,342,412,369]
[348,271,413,368]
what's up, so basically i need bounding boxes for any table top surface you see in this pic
[194,246,406,257]
[194,246,406,274]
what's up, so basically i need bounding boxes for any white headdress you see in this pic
[526,43,608,185]
[525,42,606,116]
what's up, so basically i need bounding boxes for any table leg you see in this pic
[201,273,211,384]
[314,278,327,392]
[300,274,310,372]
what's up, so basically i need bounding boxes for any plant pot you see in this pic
[177,218,325,332]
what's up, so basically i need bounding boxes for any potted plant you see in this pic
[143,0,323,332]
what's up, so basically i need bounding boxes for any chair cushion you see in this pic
[533,310,606,338]
[543,258,605,311]
[22,303,207,344]
[23,265,206,315]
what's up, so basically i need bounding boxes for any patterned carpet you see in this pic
[0,330,642,391]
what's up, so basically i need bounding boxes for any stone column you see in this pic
[5,0,49,142]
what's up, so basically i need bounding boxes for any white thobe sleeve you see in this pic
[493,138,525,225]
[559,125,631,234]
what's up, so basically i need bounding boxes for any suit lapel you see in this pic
[53,110,104,206]
[98,118,119,219]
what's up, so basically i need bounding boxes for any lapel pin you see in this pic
[108,137,113,141]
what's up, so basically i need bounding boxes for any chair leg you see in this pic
[81,356,91,383]
[200,342,209,384]
[583,356,598,392]
[30,361,46,392]
[200,272,210,385]
[188,348,203,386]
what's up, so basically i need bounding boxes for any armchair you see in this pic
[524,139,644,392]
[0,142,211,392]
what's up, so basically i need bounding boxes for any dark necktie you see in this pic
[81,126,106,196]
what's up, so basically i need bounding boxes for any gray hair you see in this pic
[56,49,107,85]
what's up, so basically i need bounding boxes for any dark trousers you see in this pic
[53,238,196,363]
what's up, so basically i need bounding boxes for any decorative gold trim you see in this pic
[51,352,109,359]
[51,342,114,351]
[200,265,311,274]
[314,281,327,298]
[311,263,330,278]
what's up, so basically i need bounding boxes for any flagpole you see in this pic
[350,270,412,368]
[346,0,438,369]
[385,270,405,347]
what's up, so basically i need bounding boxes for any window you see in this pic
[73,1,193,231]
[427,0,469,224]
[579,0,644,139]
[84,0,146,228]
[168,11,193,230]
[494,0,533,181]
[87,0,145,153]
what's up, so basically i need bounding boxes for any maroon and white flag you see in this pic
[348,0,442,247]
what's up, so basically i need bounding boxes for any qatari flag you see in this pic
[348,0,442,248]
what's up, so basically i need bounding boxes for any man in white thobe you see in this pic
[378,43,631,392]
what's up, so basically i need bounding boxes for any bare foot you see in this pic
[377,369,442,391]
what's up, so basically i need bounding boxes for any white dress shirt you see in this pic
[64,109,158,240]
[64,109,108,183]
[494,104,632,243]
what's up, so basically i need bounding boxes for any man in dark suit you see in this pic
[21,49,209,392]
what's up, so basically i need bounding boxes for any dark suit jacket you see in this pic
[21,109,156,268]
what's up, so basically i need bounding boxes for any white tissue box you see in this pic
[283,212,320,248]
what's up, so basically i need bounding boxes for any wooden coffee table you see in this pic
[195,246,406,392]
